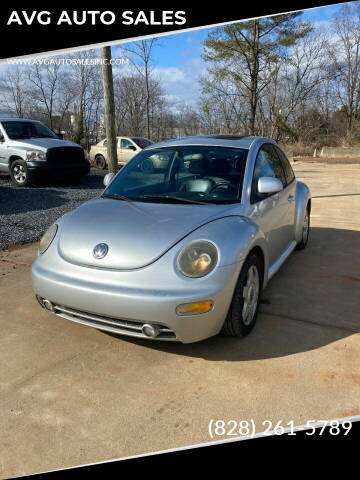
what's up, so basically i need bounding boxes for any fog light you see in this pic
[42,299,54,312]
[176,300,213,316]
[142,324,160,338]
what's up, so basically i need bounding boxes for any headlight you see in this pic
[26,150,47,161]
[176,241,218,278]
[39,224,58,254]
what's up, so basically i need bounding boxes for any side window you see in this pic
[103,140,107,147]
[251,144,286,203]
[121,138,135,149]
[274,146,295,185]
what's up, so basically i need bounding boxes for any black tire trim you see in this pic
[296,204,310,250]
[221,253,263,337]
[95,155,107,169]
[10,159,31,187]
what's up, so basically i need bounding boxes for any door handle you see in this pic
[287,195,295,203]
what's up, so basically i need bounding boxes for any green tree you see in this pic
[202,14,311,135]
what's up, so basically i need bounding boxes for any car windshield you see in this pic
[131,137,153,149]
[103,146,247,205]
[1,121,58,140]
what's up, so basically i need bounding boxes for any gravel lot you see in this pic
[0,168,106,251]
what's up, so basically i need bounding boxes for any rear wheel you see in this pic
[95,155,107,169]
[296,206,310,250]
[10,160,31,187]
[222,253,263,337]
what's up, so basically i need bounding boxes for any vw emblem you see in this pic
[93,243,109,259]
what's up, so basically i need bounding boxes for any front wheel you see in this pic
[221,253,263,337]
[95,155,107,170]
[10,160,31,187]
[296,207,310,250]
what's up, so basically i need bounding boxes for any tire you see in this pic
[221,253,263,337]
[95,155,107,169]
[296,206,310,250]
[10,159,31,187]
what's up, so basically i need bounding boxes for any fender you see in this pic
[179,215,269,282]
[294,181,311,243]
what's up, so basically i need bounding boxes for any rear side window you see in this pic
[121,138,135,149]
[274,146,295,185]
[251,143,286,203]
[131,138,153,149]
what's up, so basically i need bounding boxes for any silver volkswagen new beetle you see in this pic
[31,135,311,343]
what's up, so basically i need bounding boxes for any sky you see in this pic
[112,2,349,109]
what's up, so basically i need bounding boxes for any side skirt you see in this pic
[267,240,297,281]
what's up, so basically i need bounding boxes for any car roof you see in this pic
[146,134,268,150]
[101,136,134,139]
[0,118,41,122]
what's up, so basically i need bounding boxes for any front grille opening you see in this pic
[52,304,177,340]
[47,147,85,164]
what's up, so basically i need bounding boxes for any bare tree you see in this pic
[55,72,77,133]
[261,32,329,141]
[68,50,103,147]
[114,73,146,136]
[27,62,61,128]
[329,2,360,141]
[113,69,168,141]
[122,39,158,139]
[0,66,30,117]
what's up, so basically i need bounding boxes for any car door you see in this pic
[250,143,291,266]
[273,145,296,244]
[120,138,138,164]
[115,138,122,163]
[100,139,108,159]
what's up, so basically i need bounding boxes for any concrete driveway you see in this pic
[0,162,359,478]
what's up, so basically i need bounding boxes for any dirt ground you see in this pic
[0,162,359,478]
[294,156,360,164]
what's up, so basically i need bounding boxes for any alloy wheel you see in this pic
[242,265,260,326]
[13,164,27,184]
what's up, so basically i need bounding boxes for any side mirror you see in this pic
[103,172,115,187]
[57,132,64,140]
[0,134,4,143]
[257,177,283,194]
[127,145,136,150]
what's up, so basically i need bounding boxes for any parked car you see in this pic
[89,136,153,169]
[0,118,90,186]
[32,135,311,344]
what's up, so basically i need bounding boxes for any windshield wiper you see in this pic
[141,194,210,205]
[102,193,133,202]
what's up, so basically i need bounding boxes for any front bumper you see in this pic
[31,252,241,344]
[27,160,90,179]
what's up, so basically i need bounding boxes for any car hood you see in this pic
[58,197,234,270]
[9,138,80,151]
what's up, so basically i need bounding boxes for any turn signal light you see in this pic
[176,300,213,316]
